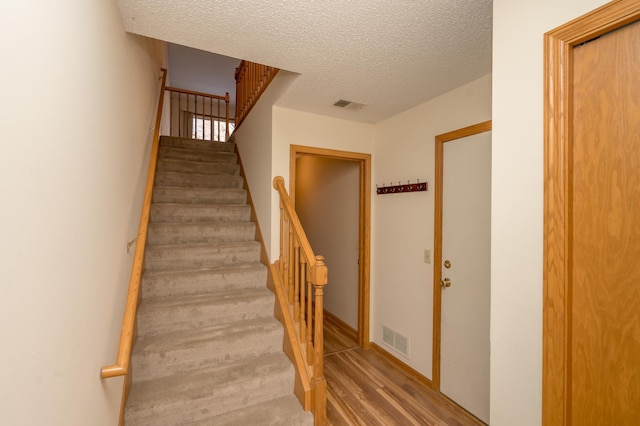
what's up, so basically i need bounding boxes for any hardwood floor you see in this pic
[324,315,484,426]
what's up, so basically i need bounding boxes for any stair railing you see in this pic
[234,60,279,128]
[166,86,231,142]
[100,68,166,384]
[272,176,327,425]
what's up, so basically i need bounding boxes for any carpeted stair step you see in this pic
[147,221,255,245]
[158,146,237,163]
[136,287,275,336]
[150,203,250,223]
[141,263,267,298]
[125,352,295,426]
[131,316,285,382]
[155,170,243,189]
[144,241,260,271]
[152,185,246,204]
[159,136,235,152]
[197,394,314,426]
[156,157,239,175]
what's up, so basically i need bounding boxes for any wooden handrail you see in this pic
[166,86,229,101]
[234,60,279,129]
[101,67,167,379]
[272,176,327,425]
[166,86,231,142]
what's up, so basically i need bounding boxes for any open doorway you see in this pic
[289,145,371,348]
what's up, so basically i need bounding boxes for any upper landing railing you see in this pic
[166,87,232,142]
[234,60,279,128]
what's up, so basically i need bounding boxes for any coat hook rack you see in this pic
[376,179,428,195]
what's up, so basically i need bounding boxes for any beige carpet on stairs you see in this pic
[124,136,313,426]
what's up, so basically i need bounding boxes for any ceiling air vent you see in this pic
[333,99,366,111]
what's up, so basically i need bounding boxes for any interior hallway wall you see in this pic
[295,156,360,329]
[373,74,491,376]
[0,1,166,424]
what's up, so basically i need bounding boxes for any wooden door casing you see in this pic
[432,121,491,422]
[544,1,640,424]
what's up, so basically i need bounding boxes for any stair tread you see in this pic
[137,287,275,335]
[158,146,237,161]
[149,203,251,222]
[142,261,266,279]
[145,240,260,250]
[157,157,239,171]
[148,219,254,228]
[155,170,241,178]
[141,262,268,298]
[147,221,255,245]
[154,171,243,189]
[127,352,294,419]
[153,185,244,193]
[144,241,261,271]
[159,136,235,152]
[151,201,248,207]
[196,394,313,426]
[139,286,273,312]
[159,143,236,153]
[135,315,281,350]
[132,317,285,381]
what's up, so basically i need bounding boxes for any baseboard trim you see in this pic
[369,343,486,425]
[370,342,434,389]
[323,309,358,343]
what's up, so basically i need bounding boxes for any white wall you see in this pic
[167,43,240,116]
[233,71,299,256]
[491,1,607,424]
[373,74,491,376]
[295,156,360,329]
[271,107,375,258]
[0,1,165,424]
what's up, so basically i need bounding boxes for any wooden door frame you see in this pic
[289,144,371,348]
[543,2,640,424]
[432,120,492,391]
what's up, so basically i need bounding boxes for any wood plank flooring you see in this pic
[324,315,485,426]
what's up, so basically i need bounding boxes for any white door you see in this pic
[440,131,491,423]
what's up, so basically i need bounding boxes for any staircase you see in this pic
[124,136,313,425]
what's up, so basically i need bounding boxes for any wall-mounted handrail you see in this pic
[101,67,167,379]
[272,176,327,425]
[234,60,279,129]
[166,86,231,142]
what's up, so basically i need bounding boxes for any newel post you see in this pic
[312,255,328,425]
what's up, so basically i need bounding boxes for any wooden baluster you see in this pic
[211,97,213,140]
[287,222,295,304]
[169,90,174,136]
[215,98,219,141]
[306,273,313,364]
[224,92,230,141]
[196,94,199,139]
[278,200,285,277]
[293,240,300,321]
[282,210,288,290]
[201,95,205,140]
[178,92,182,137]
[300,256,307,344]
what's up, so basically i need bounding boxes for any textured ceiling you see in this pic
[117,0,492,123]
